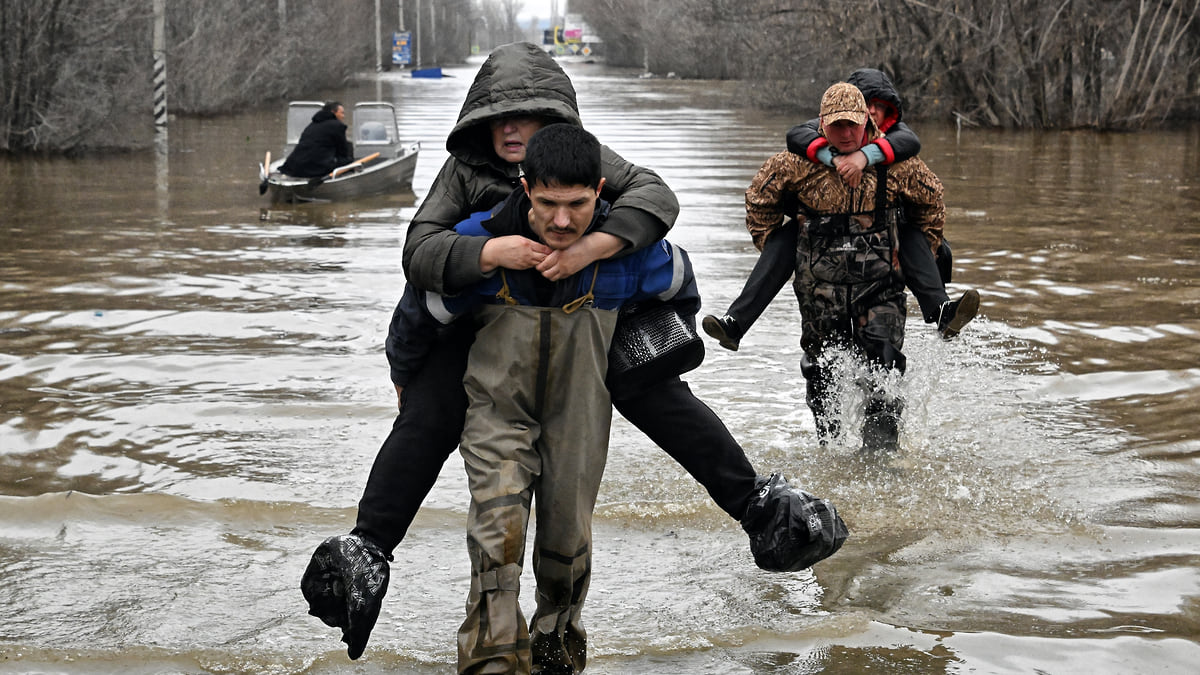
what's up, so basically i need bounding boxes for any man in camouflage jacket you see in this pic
[744,82,946,452]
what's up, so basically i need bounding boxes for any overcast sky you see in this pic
[518,0,555,20]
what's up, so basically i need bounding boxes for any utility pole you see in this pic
[375,0,382,72]
[427,0,436,65]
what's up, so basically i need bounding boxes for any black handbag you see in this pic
[606,302,705,400]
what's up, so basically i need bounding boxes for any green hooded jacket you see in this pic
[401,41,679,295]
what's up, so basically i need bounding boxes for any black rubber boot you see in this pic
[802,354,840,444]
[861,396,902,453]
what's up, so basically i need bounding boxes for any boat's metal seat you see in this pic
[360,122,388,142]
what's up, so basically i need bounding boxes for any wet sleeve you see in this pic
[597,145,678,255]
[663,245,701,323]
[898,160,945,252]
[786,118,826,163]
[745,152,799,251]
[385,285,442,387]
[402,159,487,295]
[860,144,885,166]
[630,242,702,327]
[877,122,920,163]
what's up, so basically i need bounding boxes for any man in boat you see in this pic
[743,82,947,452]
[278,101,354,178]
[300,41,847,661]
[702,68,979,353]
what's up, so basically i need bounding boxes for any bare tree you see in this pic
[581,0,1200,128]
[471,0,525,47]
[168,0,376,114]
[0,0,390,152]
[5,0,1196,152]
[0,2,151,152]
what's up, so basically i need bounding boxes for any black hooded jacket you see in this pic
[785,68,920,165]
[279,108,354,178]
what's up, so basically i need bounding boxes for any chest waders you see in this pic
[796,165,907,451]
[456,286,617,675]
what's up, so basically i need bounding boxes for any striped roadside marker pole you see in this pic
[152,0,169,218]
[153,0,167,128]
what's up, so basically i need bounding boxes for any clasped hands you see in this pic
[833,150,869,188]
[479,230,623,281]
[395,231,624,410]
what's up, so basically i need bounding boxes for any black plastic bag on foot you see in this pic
[740,473,849,572]
[300,533,391,659]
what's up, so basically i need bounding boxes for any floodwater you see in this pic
[2,59,1199,674]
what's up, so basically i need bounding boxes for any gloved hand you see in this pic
[741,473,849,572]
[300,533,392,659]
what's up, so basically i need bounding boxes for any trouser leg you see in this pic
[457,413,540,674]
[726,220,798,334]
[529,374,611,674]
[352,327,471,554]
[936,239,953,285]
[614,378,758,520]
[858,299,907,451]
[800,352,840,444]
[897,224,950,323]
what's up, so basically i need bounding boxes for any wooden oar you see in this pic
[308,152,381,187]
[258,151,271,195]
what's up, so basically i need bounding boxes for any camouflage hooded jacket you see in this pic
[744,148,945,254]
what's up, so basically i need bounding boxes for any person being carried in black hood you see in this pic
[278,101,354,178]
[702,68,980,351]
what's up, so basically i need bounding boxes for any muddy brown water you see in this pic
[2,60,1199,673]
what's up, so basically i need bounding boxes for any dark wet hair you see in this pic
[521,123,601,189]
[322,101,343,114]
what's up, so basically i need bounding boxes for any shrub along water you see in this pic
[580,0,1200,129]
[1,1,377,153]
[4,0,1195,153]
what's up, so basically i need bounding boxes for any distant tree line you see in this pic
[2,2,149,153]
[0,1,379,153]
[0,0,493,154]
[2,1,377,153]
[4,0,1198,153]
[582,0,1200,129]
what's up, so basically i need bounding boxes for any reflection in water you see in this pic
[1,63,1199,673]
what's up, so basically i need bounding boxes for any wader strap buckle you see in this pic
[478,563,522,592]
